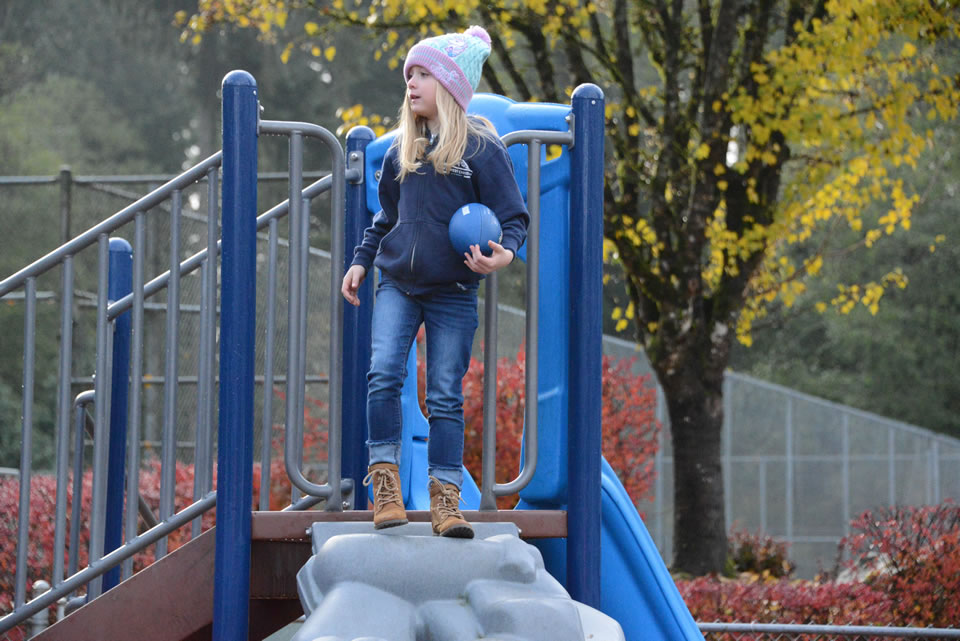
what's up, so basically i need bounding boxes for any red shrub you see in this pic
[0,473,86,634]
[677,574,891,629]
[678,528,890,627]
[597,355,660,507]
[838,502,960,628]
[679,506,960,631]
[416,335,660,508]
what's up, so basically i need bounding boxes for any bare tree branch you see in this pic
[613,0,636,98]
[482,62,507,95]
[478,8,533,101]
[515,18,560,101]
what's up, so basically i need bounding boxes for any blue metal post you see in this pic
[566,83,605,608]
[342,126,375,509]
[214,70,258,641]
[103,238,132,592]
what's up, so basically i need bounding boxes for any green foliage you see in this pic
[0,0,200,171]
[0,381,23,469]
[0,302,60,470]
[0,75,148,175]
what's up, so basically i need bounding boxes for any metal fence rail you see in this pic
[699,622,960,641]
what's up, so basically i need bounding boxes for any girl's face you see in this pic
[406,65,439,128]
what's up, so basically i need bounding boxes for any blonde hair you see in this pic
[395,82,497,182]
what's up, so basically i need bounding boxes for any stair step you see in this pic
[251,509,567,541]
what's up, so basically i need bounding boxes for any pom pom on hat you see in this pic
[403,25,492,111]
[463,25,491,45]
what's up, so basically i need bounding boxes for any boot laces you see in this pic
[429,476,464,521]
[363,468,403,507]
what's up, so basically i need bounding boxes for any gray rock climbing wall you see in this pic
[293,522,624,641]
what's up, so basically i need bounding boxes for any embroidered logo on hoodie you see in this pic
[450,160,473,179]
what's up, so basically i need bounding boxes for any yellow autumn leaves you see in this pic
[335,104,390,138]
[705,0,960,344]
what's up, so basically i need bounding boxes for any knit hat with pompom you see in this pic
[403,25,492,111]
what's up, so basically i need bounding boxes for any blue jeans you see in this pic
[366,277,478,489]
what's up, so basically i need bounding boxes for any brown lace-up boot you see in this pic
[363,463,408,529]
[429,477,474,538]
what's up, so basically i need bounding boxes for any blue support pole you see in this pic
[214,70,258,641]
[566,83,605,608]
[342,126,375,509]
[103,237,132,593]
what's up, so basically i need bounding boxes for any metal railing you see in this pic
[0,119,355,637]
[478,126,574,509]
[0,152,224,620]
[698,622,960,641]
[258,118,354,509]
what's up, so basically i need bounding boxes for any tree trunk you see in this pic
[655,341,729,575]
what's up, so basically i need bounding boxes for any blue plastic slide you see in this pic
[520,458,704,641]
[598,457,703,641]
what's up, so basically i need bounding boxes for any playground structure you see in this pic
[0,70,702,640]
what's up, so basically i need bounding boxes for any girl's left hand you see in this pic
[464,241,514,274]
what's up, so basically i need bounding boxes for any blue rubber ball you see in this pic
[449,203,502,257]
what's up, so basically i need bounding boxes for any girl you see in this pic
[341,25,529,538]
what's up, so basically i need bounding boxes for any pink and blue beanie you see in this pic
[403,25,492,111]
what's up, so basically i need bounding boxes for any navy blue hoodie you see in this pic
[351,130,529,294]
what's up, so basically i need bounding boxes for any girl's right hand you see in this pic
[341,265,367,306]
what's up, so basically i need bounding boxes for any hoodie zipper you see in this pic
[407,133,439,280]
[408,170,426,280]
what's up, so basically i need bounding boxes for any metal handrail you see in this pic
[0,158,351,636]
[0,493,217,634]
[0,152,222,298]
[1,76,368,633]
[479,125,574,509]
[260,119,354,508]
[105,172,352,320]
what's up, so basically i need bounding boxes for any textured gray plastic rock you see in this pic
[291,522,624,641]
